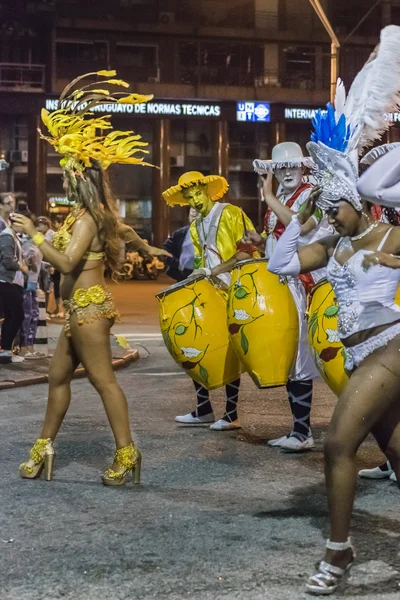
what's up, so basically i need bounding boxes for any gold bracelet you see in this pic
[32,232,45,247]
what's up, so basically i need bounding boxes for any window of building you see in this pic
[115,43,159,82]
[14,118,28,154]
[197,42,263,86]
[229,122,270,161]
[170,120,213,174]
[340,46,372,90]
[178,41,198,84]
[282,45,315,90]
[56,40,109,79]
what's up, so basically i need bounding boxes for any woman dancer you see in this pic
[15,71,168,486]
[268,26,400,594]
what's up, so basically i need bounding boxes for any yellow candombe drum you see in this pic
[227,258,299,388]
[307,279,348,396]
[156,275,241,390]
[308,279,400,397]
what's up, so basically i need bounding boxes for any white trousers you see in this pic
[288,277,319,382]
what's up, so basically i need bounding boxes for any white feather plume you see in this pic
[334,78,346,123]
[344,25,400,154]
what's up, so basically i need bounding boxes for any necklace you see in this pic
[350,221,379,241]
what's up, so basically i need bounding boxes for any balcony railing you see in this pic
[57,61,160,85]
[0,63,46,92]
[175,66,328,91]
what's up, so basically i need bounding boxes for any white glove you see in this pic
[268,214,301,276]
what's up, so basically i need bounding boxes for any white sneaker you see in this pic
[11,354,25,363]
[267,433,291,447]
[359,461,393,479]
[390,472,397,482]
[175,412,215,425]
[209,419,241,431]
[280,434,315,452]
[24,352,44,360]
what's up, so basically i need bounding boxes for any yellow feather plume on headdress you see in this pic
[39,69,155,178]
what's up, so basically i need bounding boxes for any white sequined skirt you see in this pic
[343,322,400,371]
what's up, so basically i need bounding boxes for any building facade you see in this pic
[0,0,398,241]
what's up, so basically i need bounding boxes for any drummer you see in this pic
[162,171,258,431]
[248,142,333,452]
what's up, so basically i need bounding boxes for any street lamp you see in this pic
[308,0,340,103]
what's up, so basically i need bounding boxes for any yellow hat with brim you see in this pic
[162,171,229,206]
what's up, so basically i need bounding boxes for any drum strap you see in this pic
[196,203,226,269]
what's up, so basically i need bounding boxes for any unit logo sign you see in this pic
[236,102,271,122]
[45,99,221,117]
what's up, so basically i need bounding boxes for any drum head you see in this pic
[156,274,206,299]
[235,257,268,268]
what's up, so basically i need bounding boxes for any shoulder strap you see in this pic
[377,227,394,251]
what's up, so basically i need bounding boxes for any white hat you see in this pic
[253,142,314,174]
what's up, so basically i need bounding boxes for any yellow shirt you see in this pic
[190,203,256,269]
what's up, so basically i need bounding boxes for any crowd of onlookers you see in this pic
[0,192,64,364]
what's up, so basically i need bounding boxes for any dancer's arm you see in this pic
[262,171,319,234]
[119,223,171,257]
[268,188,336,275]
[208,252,252,277]
[13,212,97,274]
[357,145,400,207]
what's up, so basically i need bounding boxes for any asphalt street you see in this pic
[1,279,400,600]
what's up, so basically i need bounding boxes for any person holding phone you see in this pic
[0,208,28,363]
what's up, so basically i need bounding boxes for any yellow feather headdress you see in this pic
[39,70,155,181]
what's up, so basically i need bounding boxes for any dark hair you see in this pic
[64,161,121,274]
[35,216,51,228]
[17,200,29,213]
[382,207,400,226]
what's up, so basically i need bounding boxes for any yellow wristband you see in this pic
[32,232,45,247]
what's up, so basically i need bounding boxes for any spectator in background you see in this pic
[0,209,27,363]
[36,216,54,242]
[163,208,197,282]
[0,192,16,233]
[20,220,44,359]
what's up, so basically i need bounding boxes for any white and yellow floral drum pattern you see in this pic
[307,279,348,396]
[156,276,241,390]
[227,259,299,388]
[308,279,400,397]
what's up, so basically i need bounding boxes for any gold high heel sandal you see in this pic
[101,443,142,486]
[19,438,55,481]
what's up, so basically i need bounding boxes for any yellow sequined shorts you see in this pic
[63,285,120,336]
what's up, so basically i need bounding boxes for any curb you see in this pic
[0,349,139,391]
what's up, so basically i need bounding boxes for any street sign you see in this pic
[236,101,271,122]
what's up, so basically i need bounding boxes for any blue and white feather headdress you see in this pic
[307,25,400,211]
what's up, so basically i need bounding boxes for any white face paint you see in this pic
[274,166,303,194]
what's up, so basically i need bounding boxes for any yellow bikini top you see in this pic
[52,205,105,262]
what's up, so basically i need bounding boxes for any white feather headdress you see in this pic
[308,25,400,211]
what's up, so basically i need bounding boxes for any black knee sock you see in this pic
[222,378,240,422]
[286,379,313,441]
[191,380,213,417]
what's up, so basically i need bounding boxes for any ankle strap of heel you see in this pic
[326,538,352,551]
